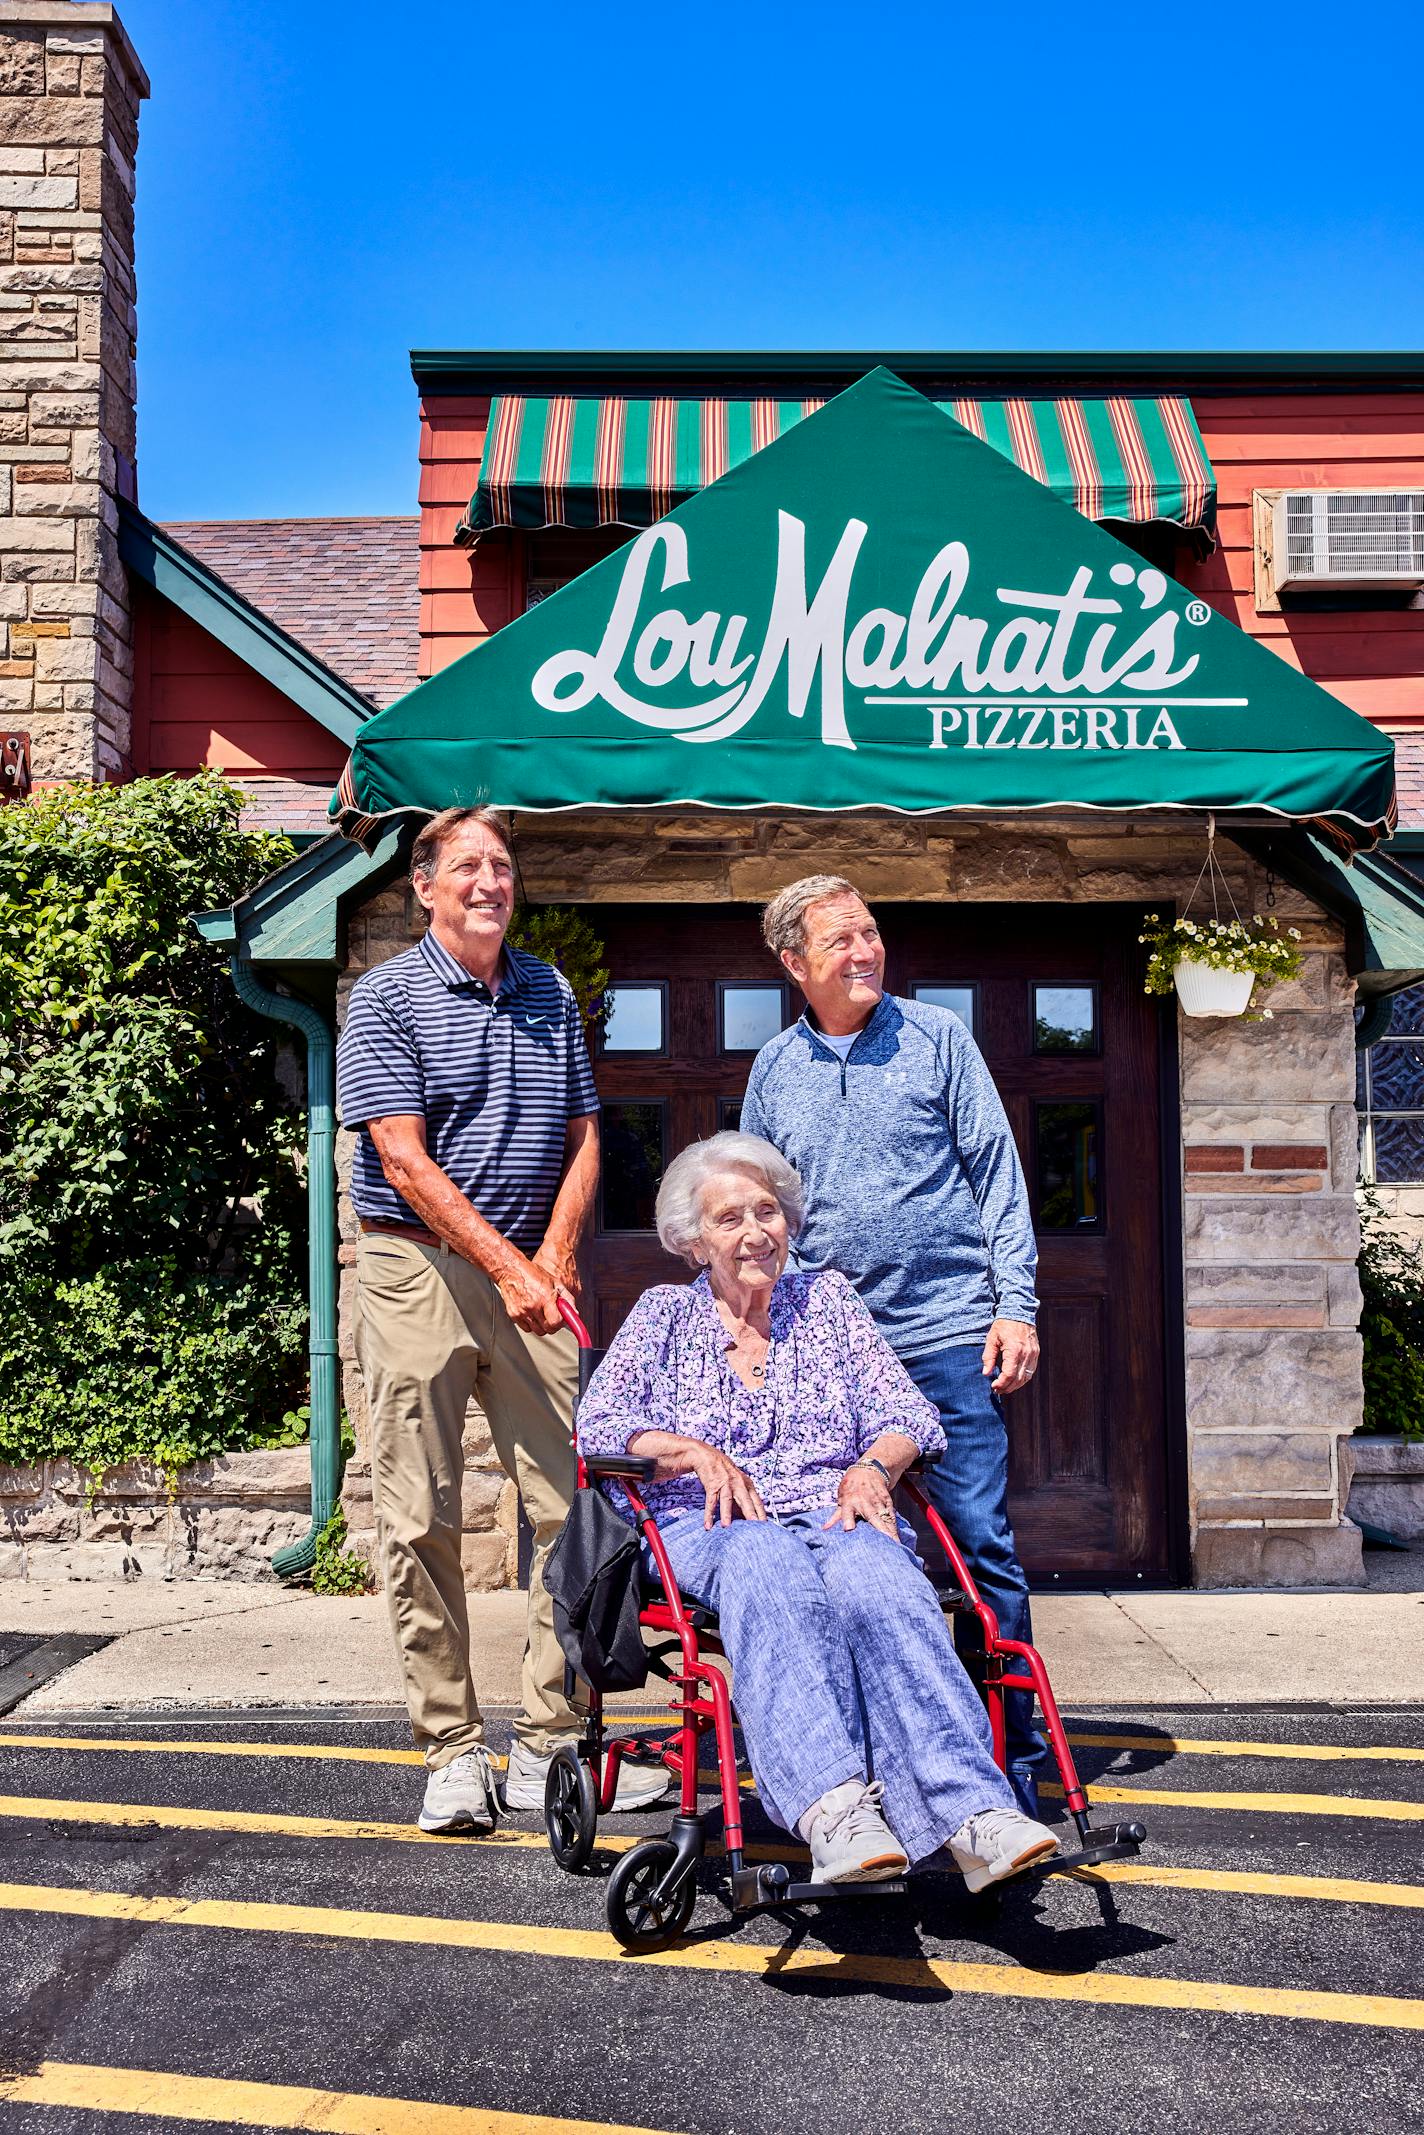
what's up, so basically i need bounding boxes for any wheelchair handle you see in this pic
[557,1297,593,1349]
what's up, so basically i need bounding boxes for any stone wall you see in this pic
[0,1447,311,1580]
[335,810,1364,1590]
[0,2,146,781]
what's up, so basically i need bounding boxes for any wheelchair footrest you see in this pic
[731,1863,907,1912]
[1055,1820,1148,1873]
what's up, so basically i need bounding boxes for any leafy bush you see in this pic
[1358,1188,1424,1441]
[0,774,306,1475]
[311,1505,372,1596]
[507,902,609,1039]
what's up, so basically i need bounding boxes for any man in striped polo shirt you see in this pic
[337,805,667,1832]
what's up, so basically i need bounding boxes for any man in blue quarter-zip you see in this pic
[739,874,1044,1814]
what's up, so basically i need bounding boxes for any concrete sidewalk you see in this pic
[3,1571,1423,1713]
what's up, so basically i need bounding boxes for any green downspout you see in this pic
[230,958,340,1578]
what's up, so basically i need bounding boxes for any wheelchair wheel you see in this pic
[545,1744,598,1873]
[606,1838,697,1952]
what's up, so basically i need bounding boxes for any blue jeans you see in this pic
[901,1343,1046,1816]
[650,1511,1015,1865]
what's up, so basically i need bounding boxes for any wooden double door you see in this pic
[584,903,1177,1584]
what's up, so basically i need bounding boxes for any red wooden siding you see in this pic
[418,395,521,677]
[419,388,1424,727]
[1183,395,1424,730]
[131,582,348,781]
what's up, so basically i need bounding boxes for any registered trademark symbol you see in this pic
[1185,600,1211,626]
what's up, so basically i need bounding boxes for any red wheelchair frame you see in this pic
[544,1302,1145,1953]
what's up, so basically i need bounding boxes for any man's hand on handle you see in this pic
[494,1252,566,1335]
[982,1317,1039,1396]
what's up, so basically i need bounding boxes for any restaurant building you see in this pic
[7,7,1424,1594]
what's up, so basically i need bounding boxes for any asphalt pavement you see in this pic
[0,1702,1421,2135]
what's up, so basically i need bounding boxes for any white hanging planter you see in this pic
[1173,957,1256,1018]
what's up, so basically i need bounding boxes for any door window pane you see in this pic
[1035,1101,1101,1229]
[719,1099,743,1132]
[719,982,788,1054]
[598,1101,666,1230]
[601,983,666,1054]
[911,984,976,1037]
[1033,984,1098,1054]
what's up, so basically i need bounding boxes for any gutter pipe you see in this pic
[229,957,340,1578]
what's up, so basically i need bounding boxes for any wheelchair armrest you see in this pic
[584,1453,655,1481]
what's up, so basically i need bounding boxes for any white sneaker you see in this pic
[798,1778,908,1884]
[418,1746,501,1834]
[948,1805,1059,1893]
[503,1737,673,1812]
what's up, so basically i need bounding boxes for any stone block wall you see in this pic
[0,2,146,780]
[0,1447,311,1581]
[334,811,1364,1590]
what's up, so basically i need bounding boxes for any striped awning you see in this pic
[459,390,1216,544]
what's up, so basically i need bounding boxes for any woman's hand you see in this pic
[824,1460,898,1536]
[688,1445,767,1529]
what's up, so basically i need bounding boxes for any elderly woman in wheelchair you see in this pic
[575,1129,1061,1894]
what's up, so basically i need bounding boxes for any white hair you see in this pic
[655,1131,805,1265]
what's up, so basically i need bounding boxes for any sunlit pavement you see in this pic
[0,1703,1421,2135]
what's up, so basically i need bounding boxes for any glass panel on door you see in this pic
[1035,1100,1102,1229]
[598,1100,667,1230]
[911,983,977,1037]
[719,981,789,1053]
[601,983,667,1054]
[1033,984,1098,1054]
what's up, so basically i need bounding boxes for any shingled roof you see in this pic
[160,516,421,711]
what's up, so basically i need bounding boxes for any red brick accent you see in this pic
[1187,1305,1327,1328]
[1187,1175,1324,1194]
[1251,1144,1329,1170]
[1185,1145,1245,1172]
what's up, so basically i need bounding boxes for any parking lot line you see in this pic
[1,1878,1421,2033]
[1043,1780,1424,1821]
[1073,1862,1424,1909]
[0,2057,671,2133]
[1065,1731,1424,1766]
[0,1730,428,1766]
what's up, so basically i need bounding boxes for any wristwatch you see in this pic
[853,1456,893,1488]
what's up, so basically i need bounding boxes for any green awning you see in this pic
[460,388,1216,544]
[338,369,1393,852]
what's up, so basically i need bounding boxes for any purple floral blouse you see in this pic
[575,1268,946,1525]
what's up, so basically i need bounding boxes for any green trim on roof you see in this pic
[412,349,1424,393]
[1236,829,1424,997]
[120,503,374,748]
[193,817,414,973]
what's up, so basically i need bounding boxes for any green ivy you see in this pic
[0,773,307,1476]
[1359,1188,1424,1441]
[507,902,610,1039]
[311,1505,372,1596]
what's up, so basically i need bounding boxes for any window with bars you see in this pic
[1357,983,1424,1184]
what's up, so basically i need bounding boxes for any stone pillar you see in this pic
[0,2,146,781]
[1181,901,1367,1586]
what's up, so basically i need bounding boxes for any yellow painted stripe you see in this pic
[1068,1862,1424,1910]
[1067,1730,1424,1767]
[1043,1781,1424,1822]
[0,1880,1420,2034]
[0,1730,427,1767]
[0,1791,800,1865]
[0,2058,670,2134]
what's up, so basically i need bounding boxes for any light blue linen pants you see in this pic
[651,1509,1016,1864]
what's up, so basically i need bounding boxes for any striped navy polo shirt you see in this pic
[336,929,600,1251]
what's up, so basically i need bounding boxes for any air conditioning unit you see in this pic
[1271,489,1424,590]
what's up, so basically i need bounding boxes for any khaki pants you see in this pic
[354,1231,584,1768]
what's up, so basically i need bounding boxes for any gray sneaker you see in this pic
[418,1746,501,1834]
[503,1737,672,1812]
[948,1805,1059,1893]
[798,1778,908,1884]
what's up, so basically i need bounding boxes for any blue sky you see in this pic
[121,0,1423,522]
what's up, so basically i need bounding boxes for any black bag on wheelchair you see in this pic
[544,1485,648,1693]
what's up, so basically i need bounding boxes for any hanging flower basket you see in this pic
[1140,912,1304,1020]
